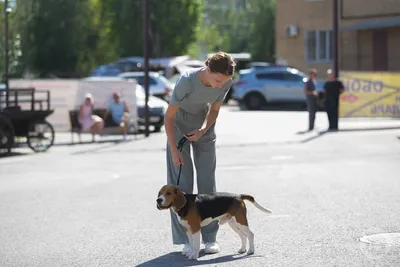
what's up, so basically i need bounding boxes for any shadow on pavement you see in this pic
[69,139,140,155]
[0,151,31,159]
[136,251,260,267]
[300,126,400,143]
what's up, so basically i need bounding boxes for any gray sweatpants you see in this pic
[166,107,219,245]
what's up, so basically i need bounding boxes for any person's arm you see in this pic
[164,73,192,147]
[164,105,179,149]
[200,102,223,134]
[123,100,130,113]
[78,105,84,121]
[338,81,345,94]
[199,84,230,134]
[322,82,327,93]
[304,80,312,96]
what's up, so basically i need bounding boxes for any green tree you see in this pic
[0,0,21,79]
[16,0,100,78]
[100,0,201,59]
[192,0,276,62]
[248,0,276,62]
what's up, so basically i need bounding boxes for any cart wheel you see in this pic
[27,120,55,152]
[0,115,15,156]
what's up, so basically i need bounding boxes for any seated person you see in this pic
[103,92,130,140]
[78,93,104,140]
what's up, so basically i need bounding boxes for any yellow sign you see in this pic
[339,71,400,118]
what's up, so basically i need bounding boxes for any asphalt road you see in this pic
[1,110,400,267]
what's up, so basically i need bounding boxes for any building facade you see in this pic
[276,0,400,74]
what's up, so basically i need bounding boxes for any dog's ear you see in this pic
[174,187,187,210]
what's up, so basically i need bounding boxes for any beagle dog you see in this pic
[156,185,272,260]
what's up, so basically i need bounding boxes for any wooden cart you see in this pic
[0,88,55,156]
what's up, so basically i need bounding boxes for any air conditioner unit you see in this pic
[285,25,299,38]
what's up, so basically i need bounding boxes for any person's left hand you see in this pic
[184,129,204,142]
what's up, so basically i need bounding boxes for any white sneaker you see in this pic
[204,242,220,254]
[182,243,191,255]
[123,135,128,141]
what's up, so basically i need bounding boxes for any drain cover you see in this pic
[360,233,400,246]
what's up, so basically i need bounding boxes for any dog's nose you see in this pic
[156,198,162,204]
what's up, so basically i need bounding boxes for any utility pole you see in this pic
[4,0,10,106]
[332,0,339,78]
[142,0,150,137]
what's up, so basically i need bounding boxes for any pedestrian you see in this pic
[323,69,345,131]
[304,69,319,131]
[103,92,130,140]
[164,51,235,255]
[78,93,104,141]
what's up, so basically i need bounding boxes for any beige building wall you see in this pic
[276,0,332,74]
[341,0,400,19]
[276,0,400,73]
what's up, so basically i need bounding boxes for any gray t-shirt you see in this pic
[170,68,232,114]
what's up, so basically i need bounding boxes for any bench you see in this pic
[69,109,138,144]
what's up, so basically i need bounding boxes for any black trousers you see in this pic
[325,97,339,130]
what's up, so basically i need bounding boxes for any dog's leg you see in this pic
[184,231,193,257]
[188,231,201,260]
[236,223,255,255]
[229,219,247,254]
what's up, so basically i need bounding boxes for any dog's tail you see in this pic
[240,194,272,214]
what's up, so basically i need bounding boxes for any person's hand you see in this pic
[184,129,204,142]
[172,148,184,166]
[313,91,318,97]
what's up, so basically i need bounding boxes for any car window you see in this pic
[256,72,285,80]
[128,76,157,85]
[283,73,305,82]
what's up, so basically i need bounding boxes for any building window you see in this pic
[306,30,333,62]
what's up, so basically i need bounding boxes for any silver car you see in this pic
[232,67,324,110]
[119,72,174,102]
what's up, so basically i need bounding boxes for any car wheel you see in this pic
[244,92,266,110]
[154,125,162,132]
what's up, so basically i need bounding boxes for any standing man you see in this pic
[323,69,345,131]
[304,69,318,131]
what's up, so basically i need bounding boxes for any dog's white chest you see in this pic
[175,213,191,229]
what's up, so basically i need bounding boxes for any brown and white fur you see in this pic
[156,185,272,260]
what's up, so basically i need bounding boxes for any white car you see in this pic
[119,72,174,102]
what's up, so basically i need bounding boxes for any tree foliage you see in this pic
[1,0,275,78]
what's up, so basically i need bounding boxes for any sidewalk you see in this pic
[53,110,400,151]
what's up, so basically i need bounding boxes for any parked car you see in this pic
[119,72,173,103]
[135,85,168,132]
[231,67,325,110]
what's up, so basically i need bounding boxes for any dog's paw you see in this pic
[247,249,254,255]
[187,251,199,260]
[182,246,192,256]
[238,248,247,254]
